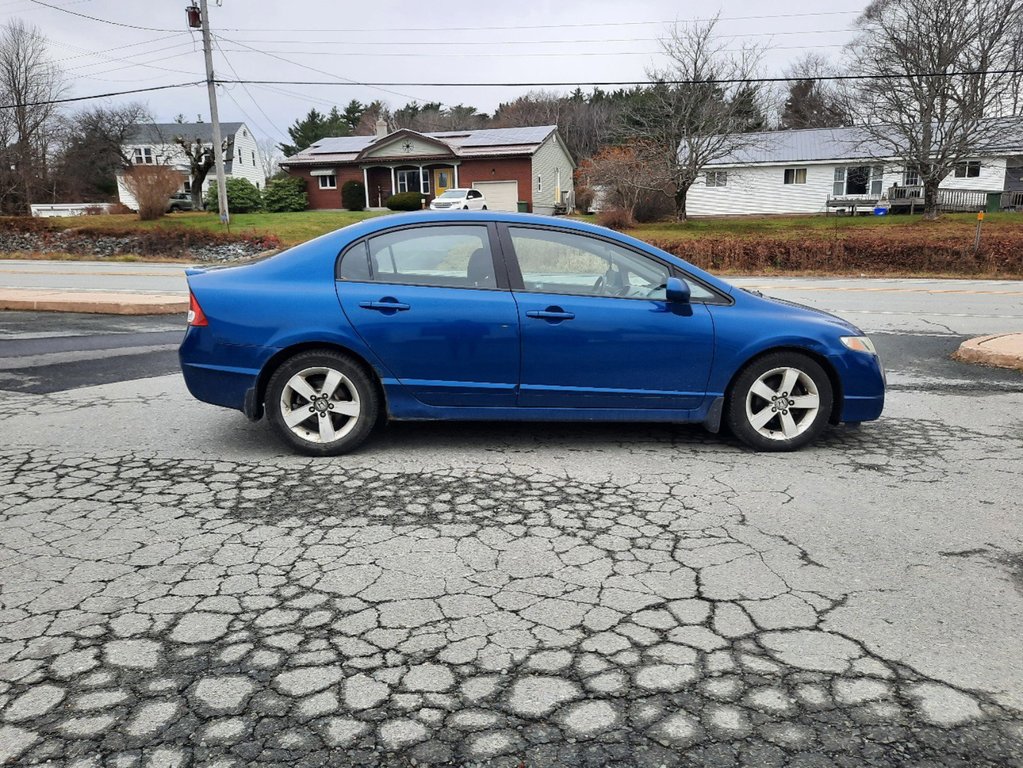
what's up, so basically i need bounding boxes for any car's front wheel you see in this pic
[725,352,833,451]
[265,351,378,456]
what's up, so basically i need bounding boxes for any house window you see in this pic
[954,161,980,178]
[833,165,883,196]
[903,167,920,186]
[132,147,154,165]
[783,168,807,185]
[706,171,727,187]
[252,150,256,165]
[537,175,542,193]
[318,174,337,189]
[396,169,429,194]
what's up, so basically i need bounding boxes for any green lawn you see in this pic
[29,209,1023,249]
[42,211,386,247]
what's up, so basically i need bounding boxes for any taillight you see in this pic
[187,292,208,326]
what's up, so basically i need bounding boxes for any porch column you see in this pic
[362,167,370,209]
[418,164,425,196]
[453,164,459,188]
[389,166,396,197]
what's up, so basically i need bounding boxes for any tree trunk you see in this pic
[923,178,941,219]
[674,181,691,222]
[190,163,212,211]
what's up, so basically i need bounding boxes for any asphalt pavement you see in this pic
[1,275,1022,767]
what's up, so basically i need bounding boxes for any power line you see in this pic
[215,10,864,34]
[0,81,205,109]
[222,29,854,47]
[212,35,287,141]
[218,45,848,59]
[215,69,1023,88]
[25,0,177,32]
[6,67,1023,110]
[24,2,863,36]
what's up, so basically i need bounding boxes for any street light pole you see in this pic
[197,0,229,225]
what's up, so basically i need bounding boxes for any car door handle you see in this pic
[359,300,410,311]
[526,309,575,320]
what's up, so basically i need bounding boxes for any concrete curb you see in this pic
[953,333,1023,371]
[0,289,187,316]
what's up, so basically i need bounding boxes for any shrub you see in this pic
[574,185,595,214]
[263,176,307,212]
[205,177,263,214]
[386,191,427,211]
[341,180,366,211]
[121,166,186,221]
[596,206,636,230]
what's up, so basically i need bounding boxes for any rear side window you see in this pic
[337,225,497,289]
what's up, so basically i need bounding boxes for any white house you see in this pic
[116,122,264,210]
[685,121,1023,217]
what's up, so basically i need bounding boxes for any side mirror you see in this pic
[665,276,691,304]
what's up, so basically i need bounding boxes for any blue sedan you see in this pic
[179,212,884,454]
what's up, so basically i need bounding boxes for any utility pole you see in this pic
[195,0,229,225]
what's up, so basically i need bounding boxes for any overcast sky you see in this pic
[7,0,865,145]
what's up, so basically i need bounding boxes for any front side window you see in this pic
[508,227,717,302]
[784,167,807,185]
[318,174,337,189]
[706,171,727,187]
[397,169,430,194]
[338,225,497,289]
[954,161,981,178]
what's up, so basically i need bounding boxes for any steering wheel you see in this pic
[645,282,667,298]
[592,276,605,295]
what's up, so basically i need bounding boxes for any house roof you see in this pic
[705,117,1023,167]
[284,125,561,166]
[127,122,245,144]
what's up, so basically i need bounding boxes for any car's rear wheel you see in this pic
[266,351,378,456]
[725,352,833,452]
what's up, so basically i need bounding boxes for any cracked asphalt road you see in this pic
[2,283,1023,767]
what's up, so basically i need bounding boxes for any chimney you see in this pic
[375,119,388,138]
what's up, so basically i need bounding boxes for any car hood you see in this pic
[750,290,864,335]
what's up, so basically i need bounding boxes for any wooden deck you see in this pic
[826,185,1012,214]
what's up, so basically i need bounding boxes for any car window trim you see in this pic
[496,222,732,305]
[334,221,512,292]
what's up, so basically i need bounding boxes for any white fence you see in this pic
[29,203,114,218]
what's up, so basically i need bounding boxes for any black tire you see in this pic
[482,205,487,210]
[463,205,469,210]
[725,351,833,452]
[265,350,379,456]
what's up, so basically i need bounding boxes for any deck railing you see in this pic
[1002,190,1023,210]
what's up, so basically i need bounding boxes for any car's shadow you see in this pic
[207,415,876,459]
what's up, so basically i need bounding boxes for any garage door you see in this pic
[472,180,519,212]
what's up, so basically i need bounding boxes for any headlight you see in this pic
[840,336,877,354]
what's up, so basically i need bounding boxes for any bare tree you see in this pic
[257,137,281,182]
[580,143,669,222]
[170,131,235,211]
[0,19,65,213]
[850,0,1023,218]
[54,101,151,201]
[622,17,766,220]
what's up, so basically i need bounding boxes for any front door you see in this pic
[504,225,715,410]
[335,223,519,407]
[434,168,454,197]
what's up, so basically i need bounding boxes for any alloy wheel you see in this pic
[279,366,361,444]
[744,366,821,440]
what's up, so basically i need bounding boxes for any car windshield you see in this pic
[437,190,467,199]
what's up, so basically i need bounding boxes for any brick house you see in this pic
[281,122,575,213]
